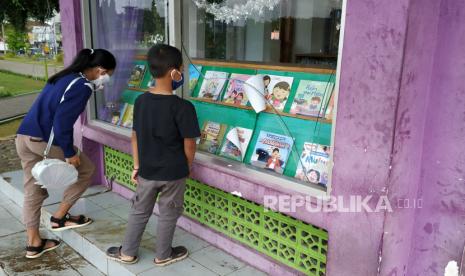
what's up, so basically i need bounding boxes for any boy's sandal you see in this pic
[106,246,139,264]
[154,246,189,267]
[25,239,61,259]
[50,213,93,231]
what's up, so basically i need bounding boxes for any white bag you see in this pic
[32,76,83,189]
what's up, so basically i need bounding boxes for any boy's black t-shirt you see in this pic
[133,93,201,181]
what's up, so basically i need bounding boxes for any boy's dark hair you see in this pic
[147,44,183,78]
[272,148,279,153]
[48,48,116,84]
[263,75,271,82]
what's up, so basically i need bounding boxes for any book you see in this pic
[222,73,251,106]
[197,71,229,100]
[189,64,203,94]
[128,64,146,88]
[120,104,134,128]
[116,103,128,126]
[147,77,156,88]
[250,130,294,174]
[295,143,331,186]
[290,80,334,117]
[325,91,335,120]
[219,127,253,161]
[198,121,228,154]
[263,75,294,111]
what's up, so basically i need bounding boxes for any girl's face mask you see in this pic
[91,68,111,90]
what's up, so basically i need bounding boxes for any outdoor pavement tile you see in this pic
[87,192,130,209]
[54,243,104,276]
[0,205,13,219]
[226,265,269,276]
[139,257,219,276]
[107,247,159,275]
[0,231,72,276]
[2,199,23,220]
[80,239,108,275]
[105,202,132,221]
[189,245,246,275]
[0,216,25,237]
[44,197,103,217]
[172,231,211,253]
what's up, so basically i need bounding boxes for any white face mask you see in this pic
[91,74,110,90]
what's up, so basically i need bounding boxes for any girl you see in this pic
[15,48,116,258]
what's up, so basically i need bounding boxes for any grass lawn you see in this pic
[0,71,45,97]
[0,118,22,138]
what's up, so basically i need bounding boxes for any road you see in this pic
[0,59,63,78]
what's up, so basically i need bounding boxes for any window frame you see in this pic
[80,0,347,198]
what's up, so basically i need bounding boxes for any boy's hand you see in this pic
[66,154,81,167]
[131,169,139,185]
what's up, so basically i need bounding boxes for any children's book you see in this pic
[189,64,203,94]
[198,121,228,154]
[250,130,294,174]
[197,71,229,100]
[295,143,331,186]
[115,103,128,126]
[120,104,134,128]
[147,77,156,88]
[219,127,253,161]
[128,64,146,88]
[290,80,334,117]
[262,75,294,112]
[325,91,335,120]
[222,73,251,106]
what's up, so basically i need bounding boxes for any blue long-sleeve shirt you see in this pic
[17,73,93,158]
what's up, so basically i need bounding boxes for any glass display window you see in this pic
[83,0,344,195]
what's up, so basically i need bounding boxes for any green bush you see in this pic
[0,87,13,98]
[5,52,15,58]
[0,56,4,60]
[55,53,64,63]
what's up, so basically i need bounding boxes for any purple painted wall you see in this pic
[59,0,465,275]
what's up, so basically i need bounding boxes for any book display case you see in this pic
[109,54,336,192]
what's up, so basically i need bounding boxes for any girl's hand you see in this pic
[131,169,139,185]
[66,154,81,167]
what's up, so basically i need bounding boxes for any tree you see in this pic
[5,28,28,53]
[0,0,59,31]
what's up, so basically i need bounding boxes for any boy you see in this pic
[106,44,200,266]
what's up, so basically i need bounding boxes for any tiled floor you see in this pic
[0,171,268,276]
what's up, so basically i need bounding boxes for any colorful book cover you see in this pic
[263,75,294,111]
[198,121,228,154]
[222,73,251,106]
[290,80,334,117]
[147,77,156,88]
[120,104,134,128]
[128,64,146,88]
[189,64,203,94]
[325,91,335,120]
[219,127,253,161]
[250,131,294,174]
[197,71,229,100]
[112,103,128,125]
[295,143,331,186]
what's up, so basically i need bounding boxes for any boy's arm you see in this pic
[184,138,197,176]
[131,130,139,183]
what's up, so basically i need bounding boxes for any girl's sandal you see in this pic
[25,239,61,259]
[50,213,93,231]
[106,246,139,264]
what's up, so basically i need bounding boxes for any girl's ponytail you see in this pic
[48,48,116,84]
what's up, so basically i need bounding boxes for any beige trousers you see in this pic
[15,134,95,228]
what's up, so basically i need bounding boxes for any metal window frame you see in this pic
[79,0,348,198]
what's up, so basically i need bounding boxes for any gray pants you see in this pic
[121,176,186,259]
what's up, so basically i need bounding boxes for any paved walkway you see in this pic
[0,191,103,275]
[0,92,39,121]
[0,60,63,78]
[0,171,268,276]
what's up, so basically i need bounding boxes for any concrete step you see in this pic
[0,171,268,276]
